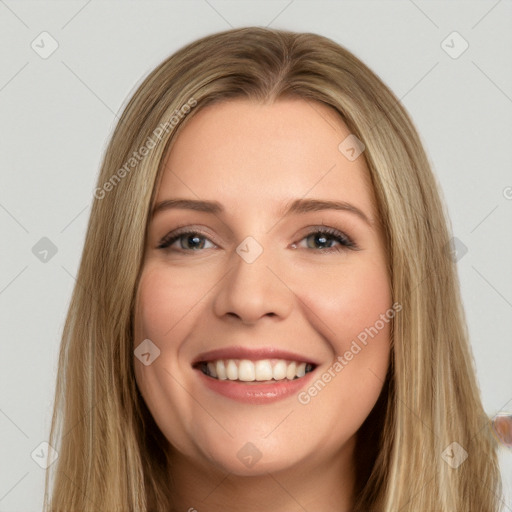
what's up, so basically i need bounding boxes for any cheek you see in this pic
[293,255,391,427]
[133,263,211,342]
[132,264,208,411]
[296,253,392,347]
[132,265,212,453]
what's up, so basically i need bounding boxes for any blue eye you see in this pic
[157,231,214,251]
[157,227,357,253]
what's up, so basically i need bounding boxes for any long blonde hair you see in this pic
[44,27,502,511]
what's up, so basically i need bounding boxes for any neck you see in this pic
[168,438,356,512]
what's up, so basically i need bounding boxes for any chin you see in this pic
[200,439,306,477]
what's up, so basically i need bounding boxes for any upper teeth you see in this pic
[201,359,314,382]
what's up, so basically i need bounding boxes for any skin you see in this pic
[133,98,392,511]
[494,415,512,446]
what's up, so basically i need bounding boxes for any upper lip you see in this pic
[192,346,319,366]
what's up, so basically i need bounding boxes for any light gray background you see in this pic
[1,1,511,510]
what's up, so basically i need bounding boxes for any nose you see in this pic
[212,240,294,325]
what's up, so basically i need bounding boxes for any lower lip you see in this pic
[195,368,316,404]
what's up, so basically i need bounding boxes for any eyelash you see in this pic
[157,226,358,253]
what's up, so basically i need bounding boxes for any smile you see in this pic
[197,358,316,383]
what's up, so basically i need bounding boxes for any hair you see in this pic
[43,27,502,511]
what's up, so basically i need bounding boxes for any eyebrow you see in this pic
[152,198,373,227]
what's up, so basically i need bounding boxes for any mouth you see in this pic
[194,358,316,383]
[191,346,319,403]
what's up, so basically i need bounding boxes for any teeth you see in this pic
[216,360,227,380]
[255,360,273,381]
[296,362,306,378]
[286,362,296,380]
[239,360,256,381]
[200,359,314,382]
[273,360,287,380]
[226,360,238,380]
[207,361,217,378]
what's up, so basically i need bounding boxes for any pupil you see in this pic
[313,234,329,249]
[186,235,203,249]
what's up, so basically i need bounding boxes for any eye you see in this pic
[295,227,357,253]
[157,230,215,251]
[157,226,357,254]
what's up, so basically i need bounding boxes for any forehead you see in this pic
[157,98,376,218]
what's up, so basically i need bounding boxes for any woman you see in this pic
[44,27,502,511]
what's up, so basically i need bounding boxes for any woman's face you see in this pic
[134,98,392,477]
